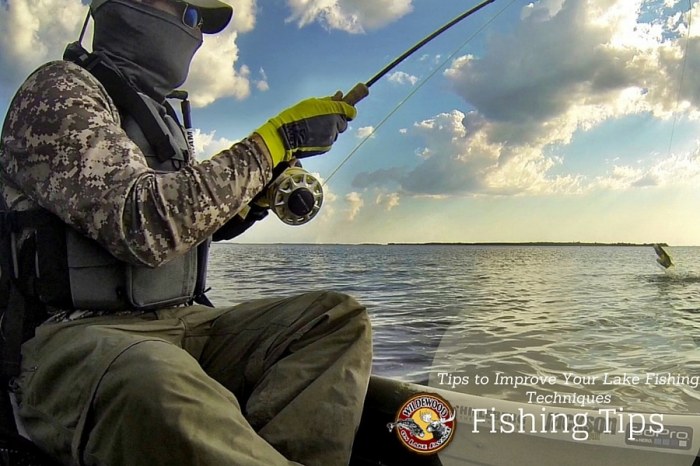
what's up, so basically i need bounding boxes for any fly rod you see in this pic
[342,0,498,105]
[265,0,501,226]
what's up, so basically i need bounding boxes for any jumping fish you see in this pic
[653,244,673,269]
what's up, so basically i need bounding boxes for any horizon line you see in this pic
[214,241,693,247]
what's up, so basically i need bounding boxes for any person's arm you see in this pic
[1,60,273,267]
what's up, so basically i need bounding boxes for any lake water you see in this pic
[206,243,700,415]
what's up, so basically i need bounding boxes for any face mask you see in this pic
[92,0,203,100]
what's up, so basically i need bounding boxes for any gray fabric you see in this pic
[92,0,203,100]
[124,90,192,163]
[15,291,372,465]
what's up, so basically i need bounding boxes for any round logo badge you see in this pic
[387,392,457,455]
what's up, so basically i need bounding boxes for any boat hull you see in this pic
[351,376,700,466]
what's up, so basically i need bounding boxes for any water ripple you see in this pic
[207,243,700,414]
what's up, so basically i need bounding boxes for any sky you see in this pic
[2,0,700,245]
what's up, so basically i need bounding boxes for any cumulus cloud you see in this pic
[191,129,238,160]
[228,0,257,33]
[362,0,700,197]
[376,192,400,210]
[186,32,251,107]
[184,0,258,106]
[255,68,269,92]
[593,144,700,190]
[345,191,364,220]
[400,110,517,195]
[0,0,86,89]
[388,71,418,86]
[285,0,413,33]
[419,53,442,64]
[356,126,376,139]
[444,0,691,131]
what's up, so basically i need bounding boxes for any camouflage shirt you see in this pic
[0,60,273,267]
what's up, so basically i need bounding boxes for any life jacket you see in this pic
[51,42,211,312]
[0,42,212,354]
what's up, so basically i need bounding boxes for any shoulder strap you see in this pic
[63,42,185,163]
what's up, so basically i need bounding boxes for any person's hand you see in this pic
[255,93,357,166]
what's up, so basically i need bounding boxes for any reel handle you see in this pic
[342,82,370,106]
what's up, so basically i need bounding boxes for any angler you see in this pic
[0,0,371,464]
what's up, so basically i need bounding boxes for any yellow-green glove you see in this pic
[255,94,357,166]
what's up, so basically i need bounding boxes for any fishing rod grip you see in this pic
[342,82,370,106]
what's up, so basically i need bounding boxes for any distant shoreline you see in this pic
[222,242,670,247]
[385,242,668,247]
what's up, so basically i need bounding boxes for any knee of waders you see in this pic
[97,341,204,414]
[321,291,372,333]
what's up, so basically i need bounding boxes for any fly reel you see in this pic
[264,166,323,225]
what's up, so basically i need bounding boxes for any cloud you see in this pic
[0,0,86,90]
[352,167,405,189]
[358,0,700,198]
[444,0,700,134]
[345,191,364,220]
[228,0,257,33]
[186,32,252,107]
[0,0,256,108]
[285,0,413,33]
[255,67,269,92]
[376,192,400,210]
[397,111,503,195]
[356,126,376,139]
[593,144,700,190]
[388,71,418,86]
[184,0,259,106]
[419,53,442,64]
[191,129,238,160]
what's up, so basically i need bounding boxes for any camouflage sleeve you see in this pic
[0,61,273,267]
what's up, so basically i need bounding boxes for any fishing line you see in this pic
[323,0,517,186]
[667,0,693,156]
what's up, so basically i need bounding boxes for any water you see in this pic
[206,243,700,415]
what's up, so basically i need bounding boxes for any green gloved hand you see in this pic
[255,93,357,166]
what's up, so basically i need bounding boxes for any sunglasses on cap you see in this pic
[180,3,203,29]
[137,0,203,29]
